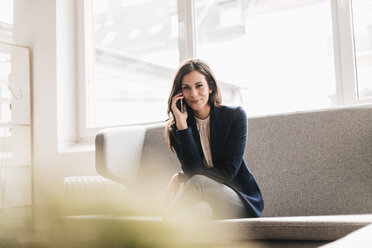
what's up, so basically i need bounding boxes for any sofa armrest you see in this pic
[95,126,146,184]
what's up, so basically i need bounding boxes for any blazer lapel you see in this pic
[210,106,219,164]
[188,114,203,157]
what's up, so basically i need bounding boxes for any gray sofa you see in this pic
[94,104,372,247]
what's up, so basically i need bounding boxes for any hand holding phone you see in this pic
[176,99,184,113]
[171,93,188,130]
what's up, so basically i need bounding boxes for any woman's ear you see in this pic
[209,81,215,94]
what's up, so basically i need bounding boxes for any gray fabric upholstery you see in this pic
[95,125,146,184]
[245,106,372,217]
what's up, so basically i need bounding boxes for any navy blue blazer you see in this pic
[172,105,264,217]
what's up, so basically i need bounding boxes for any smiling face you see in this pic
[181,70,213,119]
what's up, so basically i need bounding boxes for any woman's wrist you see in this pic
[176,120,188,130]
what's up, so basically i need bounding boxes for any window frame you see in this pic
[77,0,372,142]
[77,0,94,141]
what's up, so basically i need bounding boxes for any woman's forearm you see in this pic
[176,120,188,130]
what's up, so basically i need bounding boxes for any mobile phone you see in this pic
[176,99,184,112]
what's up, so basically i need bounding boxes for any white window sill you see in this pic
[58,140,95,154]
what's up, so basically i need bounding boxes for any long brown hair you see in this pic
[165,58,222,152]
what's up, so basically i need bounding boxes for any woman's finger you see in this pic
[172,94,183,104]
[171,95,184,112]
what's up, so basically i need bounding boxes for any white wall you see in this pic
[13,0,97,226]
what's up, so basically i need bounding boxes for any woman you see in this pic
[164,58,263,219]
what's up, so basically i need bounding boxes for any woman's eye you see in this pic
[182,87,189,91]
[196,84,203,88]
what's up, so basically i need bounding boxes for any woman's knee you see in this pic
[186,174,211,187]
[184,175,220,195]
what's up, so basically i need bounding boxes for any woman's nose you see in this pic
[190,88,197,97]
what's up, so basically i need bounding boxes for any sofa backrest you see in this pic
[96,125,146,184]
[245,105,372,217]
[96,105,372,217]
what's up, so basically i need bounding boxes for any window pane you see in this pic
[0,52,11,122]
[89,0,179,127]
[351,0,372,99]
[0,0,13,42]
[196,0,336,116]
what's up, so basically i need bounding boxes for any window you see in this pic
[351,0,372,99]
[84,0,179,128]
[0,0,13,43]
[80,0,372,136]
[195,0,336,116]
[0,51,12,122]
[0,0,13,123]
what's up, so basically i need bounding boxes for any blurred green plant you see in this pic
[0,180,232,248]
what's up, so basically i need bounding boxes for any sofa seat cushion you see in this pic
[53,214,372,244]
[214,214,372,241]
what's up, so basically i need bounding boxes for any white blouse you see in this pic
[194,115,214,168]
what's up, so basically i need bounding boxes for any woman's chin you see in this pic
[189,105,201,112]
[188,103,209,113]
